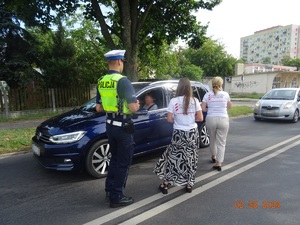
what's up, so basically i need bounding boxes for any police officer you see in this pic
[96,49,140,208]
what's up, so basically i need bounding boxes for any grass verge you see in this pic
[0,128,36,154]
[228,106,253,117]
[231,93,263,99]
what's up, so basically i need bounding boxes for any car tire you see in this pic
[291,110,299,123]
[85,139,111,178]
[199,123,210,148]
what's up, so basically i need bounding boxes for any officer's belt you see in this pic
[106,113,131,120]
[106,119,127,127]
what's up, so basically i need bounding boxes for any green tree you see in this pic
[66,13,107,84]
[87,0,221,81]
[4,0,221,81]
[0,3,39,88]
[3,0,79,29]
[184,39,237,78]
[262,57,271,64]
[181,64,203,81]
[282,56,300,68]
[34,20,79,88]
[138,42,181,80]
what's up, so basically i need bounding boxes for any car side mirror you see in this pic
[132,109,148,119]
[297,96,300,102]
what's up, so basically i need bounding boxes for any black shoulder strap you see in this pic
[148,104,154,110]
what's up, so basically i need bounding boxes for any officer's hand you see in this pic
[128,101,140,113]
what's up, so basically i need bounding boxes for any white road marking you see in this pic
[120,139,300,225]
[83,135,300,225]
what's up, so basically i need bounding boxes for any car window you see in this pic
[138,88,165,110]
[166,84,207,103]
[132,82,151,93]
[263,90,296,100]
[197,87,207,101]
[79,97,97,111]
[192,86,207,101]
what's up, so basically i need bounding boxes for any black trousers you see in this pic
[105,123,134,202]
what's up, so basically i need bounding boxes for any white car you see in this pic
[253,88,300,123]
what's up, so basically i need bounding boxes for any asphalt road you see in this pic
[1,115,300,225]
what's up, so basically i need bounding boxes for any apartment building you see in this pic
[240,24,300,65]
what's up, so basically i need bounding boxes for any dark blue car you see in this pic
[32,80,210,178]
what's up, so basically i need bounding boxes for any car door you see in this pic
[132,87,171,155]
[192,85,208,118]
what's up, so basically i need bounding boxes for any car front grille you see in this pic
[35,130,51,143]
[261,106,280,110]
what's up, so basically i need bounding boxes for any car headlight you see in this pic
[283,102,293,109]
[255,102,260,108]
[49,131,86,144]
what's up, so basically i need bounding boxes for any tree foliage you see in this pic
[66,12,108,84]
[0,3,38,88]
[183,39,237,77]
[33,20,79,88]
[138,42,181,80]
[181,64,203,81]
[85,0,221,81]
[282,56,300,68]
[262,57,271,64]
[1,0,224,88]
[2,0,80,29]
[3,0,221,81]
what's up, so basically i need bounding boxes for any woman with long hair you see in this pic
[201,76,232,171]
[154,78,203,194]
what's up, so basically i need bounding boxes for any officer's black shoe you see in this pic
[110,196,134,208]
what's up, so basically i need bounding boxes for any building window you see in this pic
[272,77,281,88]
[291,78,298,88]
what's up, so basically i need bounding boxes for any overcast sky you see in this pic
[196,0,300,58]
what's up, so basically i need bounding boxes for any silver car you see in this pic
[253,88,300,123]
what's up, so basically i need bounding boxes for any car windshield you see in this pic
[132,82,151,93]
[79,97,97,111]
[79,82,151,111]
[262,90,296,100]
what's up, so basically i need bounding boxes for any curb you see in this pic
[231,98,258,102]
[0,150,31,159]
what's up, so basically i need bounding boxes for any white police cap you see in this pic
[104,50,126,60]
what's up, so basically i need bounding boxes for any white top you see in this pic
[143,104,158,110]
[168,96,201,131]
[202,91,230,117]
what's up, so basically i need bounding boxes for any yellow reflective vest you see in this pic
[97,73,131,114]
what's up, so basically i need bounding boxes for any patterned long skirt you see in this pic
[153,128,199,187]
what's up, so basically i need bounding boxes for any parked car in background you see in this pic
[253,88,300,123]
[32,80,210,178]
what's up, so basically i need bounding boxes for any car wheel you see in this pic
[291,110,299,123]
[199,123,210,148]
[85,139,111,178]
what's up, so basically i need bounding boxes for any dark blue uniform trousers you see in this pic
[105,123,134,203]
